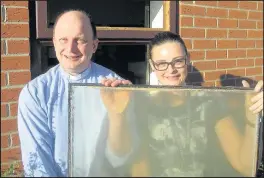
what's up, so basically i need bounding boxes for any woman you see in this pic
[131,32,263,177]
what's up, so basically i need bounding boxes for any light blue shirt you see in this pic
[17,63,127,177]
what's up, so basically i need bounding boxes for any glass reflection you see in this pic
[68,85,260,177]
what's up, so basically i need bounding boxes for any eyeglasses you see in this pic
[150,56,187,71]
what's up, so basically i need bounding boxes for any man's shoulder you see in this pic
[28,65,60,87]
[19,65,60,100]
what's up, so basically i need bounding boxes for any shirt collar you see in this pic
[59,63,92,82]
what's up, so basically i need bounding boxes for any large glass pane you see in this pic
[68,84,261,177]
[47,0,164,28]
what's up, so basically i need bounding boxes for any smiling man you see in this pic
[17,9,132,177]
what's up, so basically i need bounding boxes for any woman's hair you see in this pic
[148,32,188,59]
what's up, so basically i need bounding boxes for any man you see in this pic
[17,9,132,177]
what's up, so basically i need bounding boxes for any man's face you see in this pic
[53,12,98,75]
[150,41,188,86]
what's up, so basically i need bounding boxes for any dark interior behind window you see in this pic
[47,0,149,27]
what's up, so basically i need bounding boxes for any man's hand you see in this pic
[242,80,263,115]
[100,77,132,114]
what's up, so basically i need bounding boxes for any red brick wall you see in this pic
[179,1,263,86]
[0,0,263,175]
[1,1,30,174]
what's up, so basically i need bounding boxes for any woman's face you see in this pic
[150,41,189,86]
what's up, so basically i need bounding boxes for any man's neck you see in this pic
[64,63,91,76]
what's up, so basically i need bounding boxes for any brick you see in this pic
[1,72,7,86]
[194,17,217,27]
[1,88,22,103]
[9,103,18,117]
[1,56,30,71]
[203,81,215,87]
[9,71,31,85]
[229,10,248,19]
[257,21,263,29]
[193,40,216,49]
[206,8,228,18]
[217,60,236,69]
[206,50,227,59]
[258,1,263,10]
[206,29,227,38]
[180,5,206,16]
[7,40,30,54]
[189,51,205,61]
[218,1,238,8]
[1,119,18,133]
[1,147,21,163]
[1,135,9,148]
[228,49,247,58]
[238,20,257,29]
[246,67,263,76]
[1,40,5,55]
[227,69,246,77]
[256,40,263,48]
[248,11,263,20]
[237,59,255,67]
[239,1,258,10]
[180,1,193,4]
[11,133,20,147]
[184,39,192,49]
[237,40,255,48]
[1,1,28,7]
[195,1,217,6]
[255,76,263,81]
[255,58,263,66]
[193,61,216,71]
[1,24,29,38]
[217,40,236,49]
[247,49,262,57]
[1,104,8,117]
[228,30,247,38]
[204,70,226,81]
[180,17,193,27]
[218,19,238,28]
[6,8,29,22]
[180,28,205,38]
[248,30,263,38]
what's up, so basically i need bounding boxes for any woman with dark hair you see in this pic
[92,32,263,177]
[130,32,263,177]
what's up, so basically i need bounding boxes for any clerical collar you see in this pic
[60,64,92,81]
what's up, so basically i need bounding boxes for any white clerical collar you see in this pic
[60,63,92,81]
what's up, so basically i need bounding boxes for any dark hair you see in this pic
[148,32,188,59]
[53,9,97,39]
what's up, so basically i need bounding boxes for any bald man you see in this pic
[17,9,133,176]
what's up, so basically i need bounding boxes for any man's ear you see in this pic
[92,39,99,53]
[52,37,56,47]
